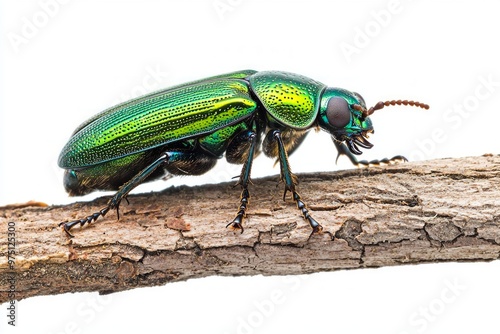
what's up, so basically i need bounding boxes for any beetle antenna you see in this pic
[363,100,429,118]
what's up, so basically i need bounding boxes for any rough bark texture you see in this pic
[1,155,499,303]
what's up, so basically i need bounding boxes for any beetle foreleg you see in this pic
[332,138,407,167]
[271,130,322,233]
[227,131,258,233]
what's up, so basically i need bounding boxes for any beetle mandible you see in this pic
[58,70,428,236]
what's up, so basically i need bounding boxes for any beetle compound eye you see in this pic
[326,97,351,128]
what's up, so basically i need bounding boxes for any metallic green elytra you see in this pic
[58,70,429,236]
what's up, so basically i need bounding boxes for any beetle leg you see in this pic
[227,131,258,233]
[60,150,219,236]
[272,130,322,233]
[59,152,171,237]
[332,138,407,167]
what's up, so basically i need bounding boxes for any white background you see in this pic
[1,0,500,333]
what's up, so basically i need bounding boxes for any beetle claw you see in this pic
[227,210,245,233]
[226,219,245,234]
[63,225,74,238]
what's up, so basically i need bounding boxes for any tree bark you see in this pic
[1,155,499,303]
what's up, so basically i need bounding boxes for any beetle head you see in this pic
[318,88,429,155]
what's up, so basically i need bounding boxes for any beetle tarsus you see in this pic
[293,192,323,232]
[354,155,408,167]
[59,197,120,237]
[227,188,249,233]
[59,203,115,237]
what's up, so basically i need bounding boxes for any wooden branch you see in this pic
[1,155,499,303]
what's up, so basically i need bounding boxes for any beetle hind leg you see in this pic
[59,153,171,237]
[60,150,217,237]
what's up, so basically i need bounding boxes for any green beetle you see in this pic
[59,70,428,236]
